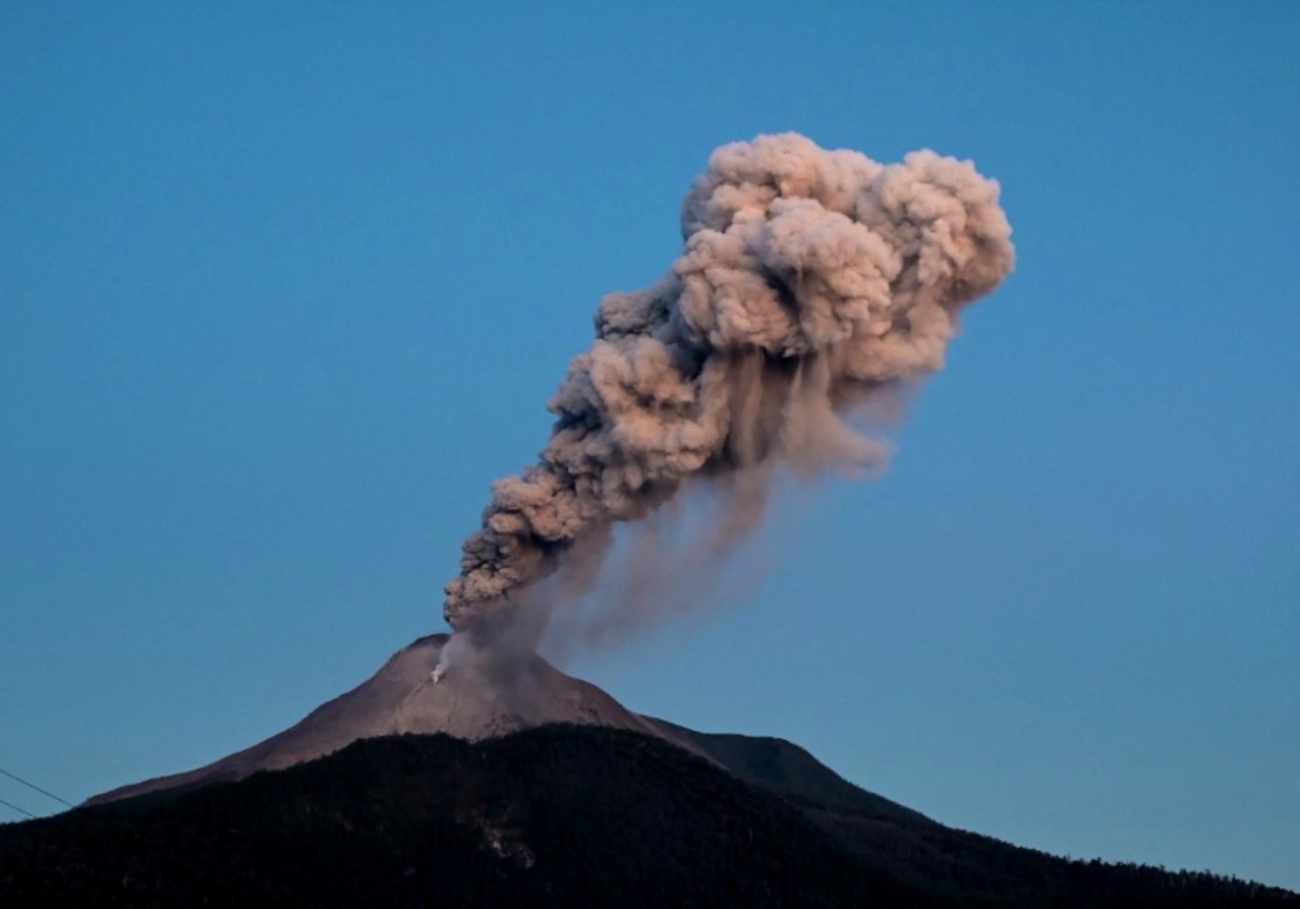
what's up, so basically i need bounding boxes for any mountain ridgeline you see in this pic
[1,638,1294,907]
[2,728,1294,908]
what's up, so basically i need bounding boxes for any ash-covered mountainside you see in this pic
[88,634,701,805]
[3,726,1294,909]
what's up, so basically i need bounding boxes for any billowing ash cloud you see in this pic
[444,133,1013,630]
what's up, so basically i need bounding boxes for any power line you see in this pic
[0,796,35,819]
[0,767,73,807]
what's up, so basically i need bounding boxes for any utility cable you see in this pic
[0,767,73,807]
[0,796,35,819]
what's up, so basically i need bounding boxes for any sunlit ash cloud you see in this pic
[441,132,1014,642]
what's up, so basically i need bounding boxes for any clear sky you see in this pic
[3,0,1297,890]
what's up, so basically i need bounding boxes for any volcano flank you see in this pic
[2,638,1293,908]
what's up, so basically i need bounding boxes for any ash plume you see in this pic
[444,133,1013,632]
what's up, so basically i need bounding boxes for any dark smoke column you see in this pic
[444,133,1014,630]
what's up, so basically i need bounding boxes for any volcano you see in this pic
[87,634,703,805]
[5,638,1295,907]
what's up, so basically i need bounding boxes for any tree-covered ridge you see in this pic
[1,726,1294,908]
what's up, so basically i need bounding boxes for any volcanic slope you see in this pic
[88,633,701,805]
[4,726,1296,908]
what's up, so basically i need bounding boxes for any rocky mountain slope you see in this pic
[88,634,701,805]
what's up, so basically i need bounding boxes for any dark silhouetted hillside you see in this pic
[2,725,1295,908]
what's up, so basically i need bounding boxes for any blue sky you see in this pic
[3,0,1298,889]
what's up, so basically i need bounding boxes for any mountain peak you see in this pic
[88,634,697,805]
